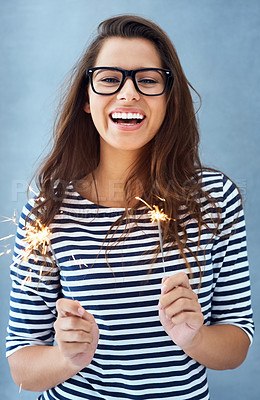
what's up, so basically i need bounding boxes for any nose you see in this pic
[116,77,140,101]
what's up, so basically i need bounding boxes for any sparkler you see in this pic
[136,196,173,274]
[17,219,76,300]
[0,187,73,296]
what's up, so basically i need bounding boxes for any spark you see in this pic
[0,234,15,242]
[0,210,18,256]
[72,254,88,270]
[136,196,172,274]
[28,184,38,197]
[21,219,51,261]
[135,197,171,223]
[28,184,45,202]
[16,219,76,300]
[0,210,18,225]
[13,220,52,292]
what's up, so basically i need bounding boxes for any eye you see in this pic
[100,77,121,84]
[136,70,164,87]
[137,78,158,85]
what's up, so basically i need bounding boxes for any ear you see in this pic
[83,102,91,114]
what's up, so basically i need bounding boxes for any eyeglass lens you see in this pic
[91,69,167,95]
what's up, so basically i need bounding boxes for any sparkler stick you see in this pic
[136,196,172,274]
[49,241,75,300]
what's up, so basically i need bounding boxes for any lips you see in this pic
[109,110,146,126]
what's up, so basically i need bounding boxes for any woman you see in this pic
[6,15,254,400]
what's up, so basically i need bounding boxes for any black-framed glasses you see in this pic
[86,67,172,96]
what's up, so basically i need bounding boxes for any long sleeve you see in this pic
[210,175,254,342]
[6,199,61,357]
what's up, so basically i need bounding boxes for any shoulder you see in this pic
[20,197,38,222]
[198,169,241,204]
[198,169,244,232]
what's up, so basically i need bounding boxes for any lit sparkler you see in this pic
[136,196,173,274]
[18,219,75,299]
[21,219,51,261]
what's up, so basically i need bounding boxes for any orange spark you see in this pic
[135,196,171,223]
[21,219,51,261]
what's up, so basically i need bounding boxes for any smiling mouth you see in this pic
[110,112,145,125]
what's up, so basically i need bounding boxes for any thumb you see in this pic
[78,307,96,324]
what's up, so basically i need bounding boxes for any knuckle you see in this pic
[54,319,60,333]
[193,291,199,301]
[67,316,78,329]
[56,297,65,309]
[179,287,186,297]
[178,272,188,282]
[77,330,87,342]
[82,342,91,352]
[177,297,186,309]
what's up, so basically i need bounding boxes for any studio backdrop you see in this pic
[0,1,259,399]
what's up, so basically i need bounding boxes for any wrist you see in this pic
[54,345,82,376]
[182,326,204,355]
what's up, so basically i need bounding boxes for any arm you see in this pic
[158,272,250,370]
[8,299,99,391]
[8,344,78,392]
[183,323,250,370]
[159,177,254,369]
[7,201,99,391]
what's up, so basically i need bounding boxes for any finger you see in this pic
[55,315,92,332]
[168,310,204,328]
[78,308,96,324]
[163,298,201,320]
[159,286,197,309]
[56,298,85,318]
[162,272,190,294]
[55,329,93,344]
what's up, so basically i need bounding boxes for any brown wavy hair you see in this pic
[31,15,220,281]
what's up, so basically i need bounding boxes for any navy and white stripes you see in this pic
[6,171,254,399]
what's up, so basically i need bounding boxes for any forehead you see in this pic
[94,37,163,69]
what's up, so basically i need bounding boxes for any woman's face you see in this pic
[84,37,167,154]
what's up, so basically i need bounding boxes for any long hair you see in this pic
[31,15,220,281]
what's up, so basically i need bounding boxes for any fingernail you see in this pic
[78,307,84,316]
[158,301,163,310]
[162,285,168,294]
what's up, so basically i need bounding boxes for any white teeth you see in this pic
[111,112,144,120]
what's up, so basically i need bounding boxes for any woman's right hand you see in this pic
[54,298,99,370]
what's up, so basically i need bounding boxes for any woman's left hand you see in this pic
[158,272,204,350]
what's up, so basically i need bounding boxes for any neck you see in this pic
[78,142,141,207]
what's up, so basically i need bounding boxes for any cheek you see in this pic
[87,99,109,133]
[153,101,167,129]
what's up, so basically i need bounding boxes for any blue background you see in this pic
[0,0,259,399]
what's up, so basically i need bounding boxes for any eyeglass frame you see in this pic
[86,67,173,96]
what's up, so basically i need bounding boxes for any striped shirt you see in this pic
[6,171,254,399]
